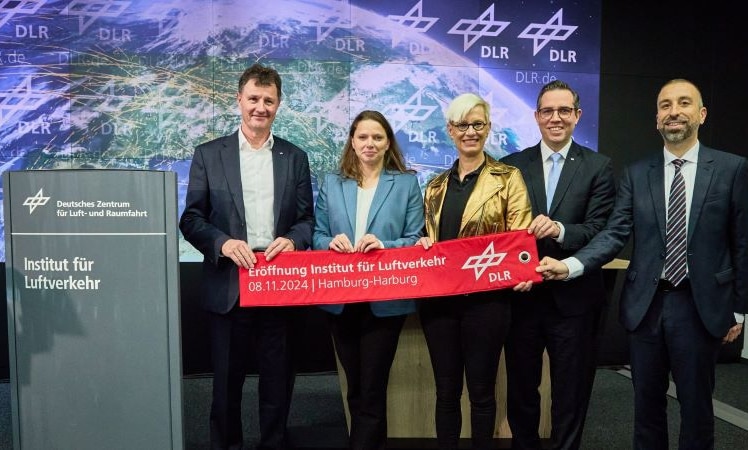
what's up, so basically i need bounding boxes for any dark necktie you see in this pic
[546,152,562,211]
[663,159,687,286]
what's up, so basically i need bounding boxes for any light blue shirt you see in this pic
[541,140,571,242]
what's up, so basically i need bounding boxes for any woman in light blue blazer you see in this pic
[313,110,424,450]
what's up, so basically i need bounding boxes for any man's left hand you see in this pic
[723,323,743,344]
[265,237,295,261]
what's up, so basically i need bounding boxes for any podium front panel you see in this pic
[3,170,183,449]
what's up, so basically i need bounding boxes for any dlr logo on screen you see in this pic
[260,34,289,48]
[409,42,431,55]
[16,25,48,39]
[516,71,557,84]
[481,46,509,59]
[335,38,365,52]
[550,49,576,62]
[18,120,51,135]
[98,27,131,42]
[409,131,437,144]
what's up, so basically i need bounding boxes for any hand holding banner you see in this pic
[239,230,542,307]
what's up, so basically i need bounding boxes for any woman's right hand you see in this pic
[329,233,354,253]
[416,236,433,250]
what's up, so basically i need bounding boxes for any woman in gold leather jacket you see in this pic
[418,93,532,450]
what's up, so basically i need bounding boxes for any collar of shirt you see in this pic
[238,128,274,153]
[448,156,486,183]
[540,140,571,162]
[663,141,699,166]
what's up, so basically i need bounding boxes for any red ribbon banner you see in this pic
[239,230,543,307]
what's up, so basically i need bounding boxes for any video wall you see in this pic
[0,0,601,261]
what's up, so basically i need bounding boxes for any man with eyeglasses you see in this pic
[501,80,616,449]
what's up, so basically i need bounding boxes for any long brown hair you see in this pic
[339,110,413,185]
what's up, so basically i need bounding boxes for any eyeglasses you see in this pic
[537,107,576,120]
[451,121,487,132]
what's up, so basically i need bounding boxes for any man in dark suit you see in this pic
[501,80,616,449]
[537,78,747,449]
[180,63,314,450]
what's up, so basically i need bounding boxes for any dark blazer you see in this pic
[179,131,315,314]
[313,170,423,317]
[502,141,616,315]
[574,145,748,337]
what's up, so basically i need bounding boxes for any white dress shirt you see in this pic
[355,184,377,243]
[238,130,275,249]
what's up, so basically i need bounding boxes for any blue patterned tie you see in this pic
[546,152,562,211]
[663,159,688,286]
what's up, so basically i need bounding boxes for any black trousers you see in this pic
[419,292,511,450]
[328,303,407,450]
[505,290,600,450]
[630,286,722,450]
[209,304,302,450]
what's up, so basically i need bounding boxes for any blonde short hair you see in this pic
[445,93,490,123]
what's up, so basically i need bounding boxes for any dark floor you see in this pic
[1,362,747,449]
